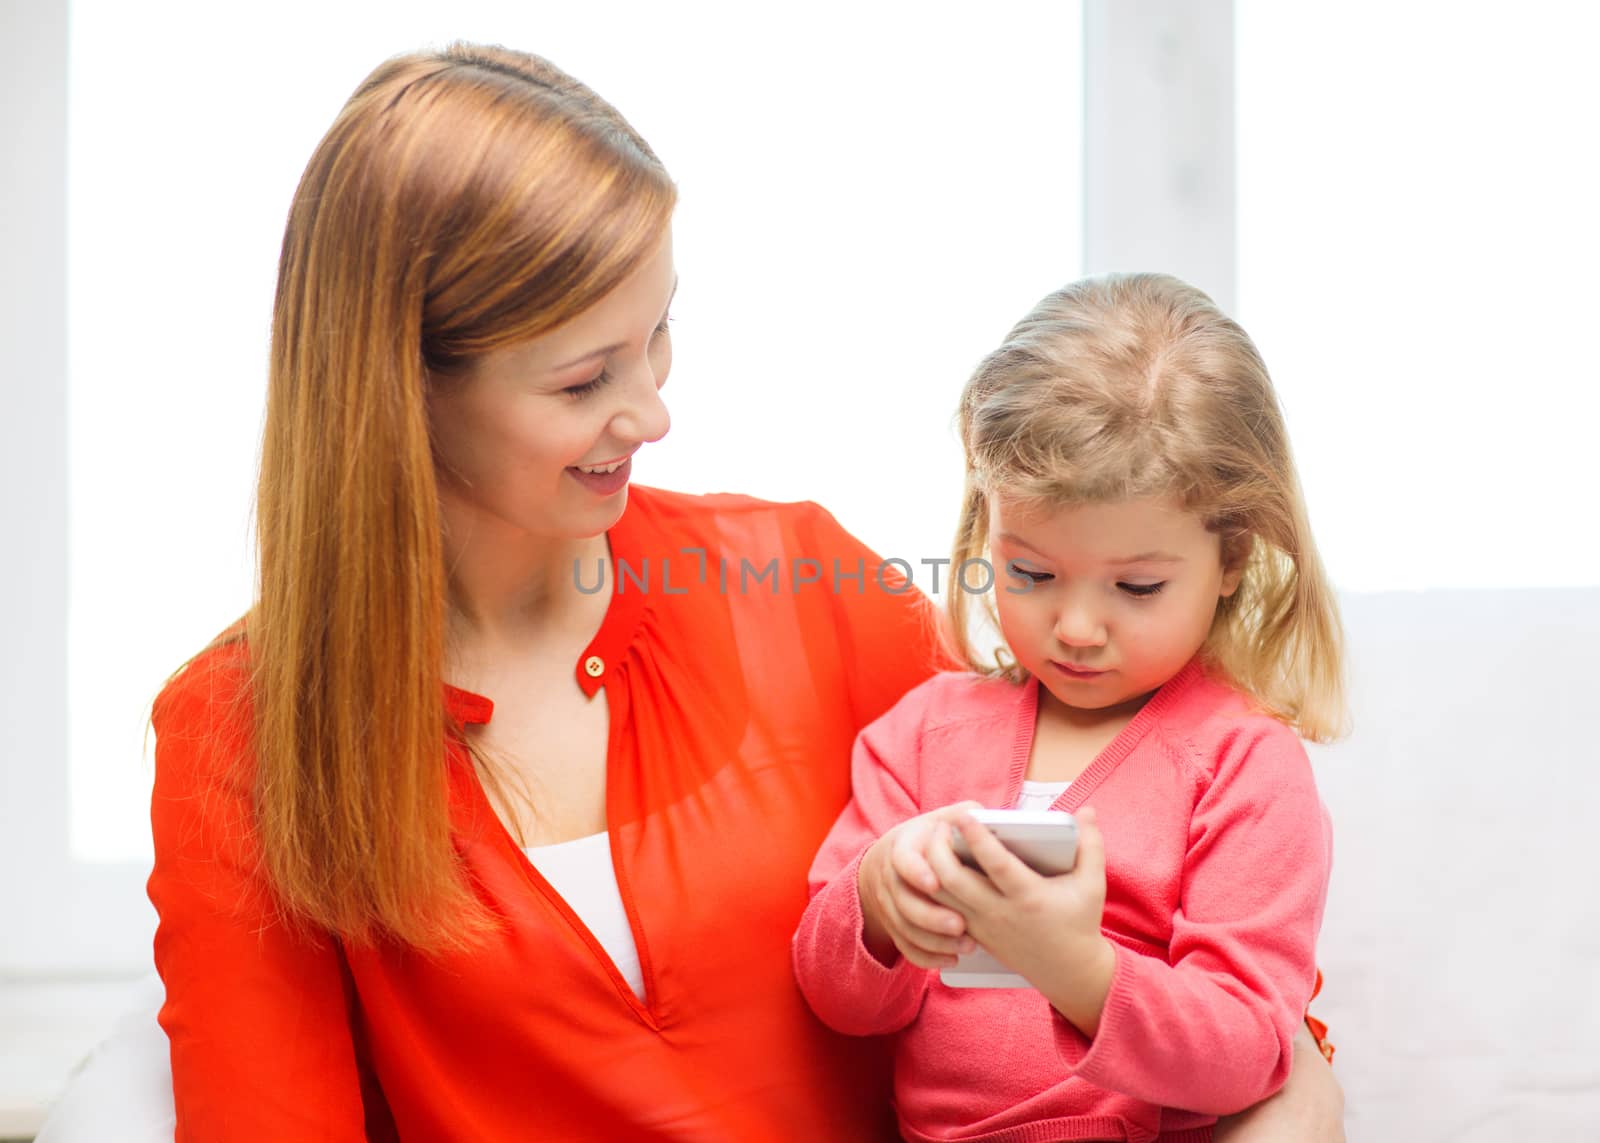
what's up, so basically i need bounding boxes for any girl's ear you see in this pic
[1218,531,1252,599]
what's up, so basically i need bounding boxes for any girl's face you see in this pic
[988,494,1244,721]
[427,230,677,542]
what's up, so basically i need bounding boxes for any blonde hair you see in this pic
[179,43,676,952]
[947,273,1347,742]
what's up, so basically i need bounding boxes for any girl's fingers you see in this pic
[900,943,960,970]
[894,880,968,941]
[954,815,1034,896]
[880,891,966,965]
[1073,805,1106,886]
[890,804,984,897]
[890,822,941,895]
[885,856,970,948]
[925,821,996,910]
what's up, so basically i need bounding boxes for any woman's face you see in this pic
[428,230,677,541]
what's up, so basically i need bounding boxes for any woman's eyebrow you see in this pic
[550,277,679,373]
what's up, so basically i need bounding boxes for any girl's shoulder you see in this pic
[1158,665,1309,781]
[877,669,1024,734]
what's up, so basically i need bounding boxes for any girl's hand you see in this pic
[858,802,984,969]
[928,806,1116,1035]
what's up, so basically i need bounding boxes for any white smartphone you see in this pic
[948,808,1079,876]
[941,809,1079,989]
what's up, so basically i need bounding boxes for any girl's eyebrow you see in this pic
[997,532,1043,554]
[1110,552,1184,565]
[999,532,1184,566]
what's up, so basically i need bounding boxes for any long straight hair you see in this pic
[198,44,676,951]
[947,274,1347,742]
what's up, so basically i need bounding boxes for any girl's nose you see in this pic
[1053,598,1108,648]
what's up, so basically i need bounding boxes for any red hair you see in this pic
[199,44,675,950]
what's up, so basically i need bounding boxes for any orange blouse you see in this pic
[148,487,952,1142]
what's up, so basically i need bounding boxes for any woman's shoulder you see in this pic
[151,632,255,785]
[628,485,840,541]
[154,631,251,714]
[625,486,894,587]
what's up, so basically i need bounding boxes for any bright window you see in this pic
[1236,1,1600,592]
[67,3,1085,863]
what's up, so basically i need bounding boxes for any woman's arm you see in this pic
[1213,1023,1345,1142]
[149,649,372,1141]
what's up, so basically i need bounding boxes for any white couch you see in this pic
[1307,587,1600,1138]
[33,588,1600,1140]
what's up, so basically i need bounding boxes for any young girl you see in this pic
[793,273,1343,1143]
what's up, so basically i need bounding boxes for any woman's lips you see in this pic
[567,456,632,496]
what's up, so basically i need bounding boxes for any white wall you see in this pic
[1,0,155,980]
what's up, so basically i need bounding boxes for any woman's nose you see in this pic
[614,365,671,444]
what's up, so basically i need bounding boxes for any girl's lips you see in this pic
[1052,660,1107,679]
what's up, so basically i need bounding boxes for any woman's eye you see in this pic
[1119,582,1166,598]
[1007,563,1052,583]
[564,370,611,400]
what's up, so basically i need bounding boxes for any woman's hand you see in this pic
[857,802,983,969]
[1213,1022,1346,1141]
[927,807,1115,1035]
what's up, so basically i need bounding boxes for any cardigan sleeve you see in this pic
[792,679,940,1035]
[146,648,374,1142]
[1058,717,1332,1115]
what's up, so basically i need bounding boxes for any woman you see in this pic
[131,42,1342,1141]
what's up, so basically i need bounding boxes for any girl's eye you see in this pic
[1008,562,1052,584]
[653,315,673,338]
[1119,582,1166,598]
[564,370,611,400]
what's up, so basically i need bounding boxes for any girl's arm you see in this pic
[1061,723,1330,1114]
[1212,1023,1346,1142]
[148,652,375,1141]
[934,718,1330,1116]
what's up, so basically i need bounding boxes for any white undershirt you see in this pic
[523,831,645,1000]
[1014,778,1071,811]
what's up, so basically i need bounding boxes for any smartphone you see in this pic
[941,808,1078,989]
[947,808,1078,876]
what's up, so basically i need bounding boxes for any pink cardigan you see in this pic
[792,661,1331,1143]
